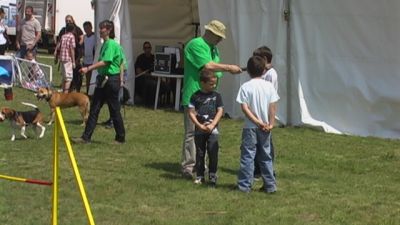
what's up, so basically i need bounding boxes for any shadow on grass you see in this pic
[219,166,238,176]
[145,162,189,180]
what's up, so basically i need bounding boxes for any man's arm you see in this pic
[203,61,242,74]
[15,28,21,49]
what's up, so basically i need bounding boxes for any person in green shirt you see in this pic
[181,20,242,178]
[73,20,126,144]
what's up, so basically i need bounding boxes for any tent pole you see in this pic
[284,0,292,126]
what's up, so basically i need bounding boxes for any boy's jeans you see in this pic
[237,128,276,193]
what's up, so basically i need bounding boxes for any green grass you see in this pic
[0,53,399,224]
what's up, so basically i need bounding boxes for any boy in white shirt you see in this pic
[236,56,279,193]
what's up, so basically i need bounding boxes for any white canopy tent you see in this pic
[94,0,400,139]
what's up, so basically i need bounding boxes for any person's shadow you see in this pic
[145,162,184,180]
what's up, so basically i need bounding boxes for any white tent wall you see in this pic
[198,0,289,122]
[291,0,400,138]
[96,0,400,139]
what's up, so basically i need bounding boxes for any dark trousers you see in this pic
[82,76,125,142]
[254,134,275,176]
[70,64,83,92]
[194,132,219,178]
[0,44,7,55]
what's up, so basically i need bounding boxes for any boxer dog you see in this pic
[0,102,46,141]
[35,87,89,125]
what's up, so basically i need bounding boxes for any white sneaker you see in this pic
[194,177,204,184]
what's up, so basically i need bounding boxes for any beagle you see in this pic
[0,102,46,141]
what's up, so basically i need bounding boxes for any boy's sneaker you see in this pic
[194,177,205,184]
[209,174,217,188]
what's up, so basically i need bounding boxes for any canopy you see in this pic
[95,0,400,139]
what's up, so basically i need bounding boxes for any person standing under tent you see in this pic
[181,19,242,178]
[15,6,41,58]
[73,20,125,144]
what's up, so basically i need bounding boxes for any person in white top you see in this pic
[0,8,9,55]
[252,45,279,179]
[82,21,96,94]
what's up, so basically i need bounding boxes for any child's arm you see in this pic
[188,108,208,133]
[267,102,277,130]
[206,107,223,132]
[70,47,75,68]
[241,103,268,130]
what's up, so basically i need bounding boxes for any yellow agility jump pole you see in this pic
[0,174,52,186]
[52,107,96,225]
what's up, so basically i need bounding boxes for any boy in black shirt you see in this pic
[188,70,224,187]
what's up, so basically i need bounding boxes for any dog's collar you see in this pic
[45,94,52,102]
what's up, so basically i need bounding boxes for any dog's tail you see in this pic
[21,102,39,110]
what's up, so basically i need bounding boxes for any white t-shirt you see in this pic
[83,34,95,65]
[236,78,280,128]
[261,67,278,92]
[0,19,8,45]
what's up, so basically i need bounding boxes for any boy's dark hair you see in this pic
[253,46,273,63]
[83,21,92,28]
[199,70,216,83]
[247,56,266,78]
[66,23,75,32]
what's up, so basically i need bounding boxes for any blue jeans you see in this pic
[237,128,276,193]
[16,45,37,58]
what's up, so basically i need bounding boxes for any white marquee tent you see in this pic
[94,0,400,139]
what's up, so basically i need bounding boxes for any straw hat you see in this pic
[204,20,226,39]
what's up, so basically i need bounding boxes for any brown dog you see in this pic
[0,102,46,141]
[35,87,89,125]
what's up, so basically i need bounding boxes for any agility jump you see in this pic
[0,107,96,225]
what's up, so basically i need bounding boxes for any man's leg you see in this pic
[181,107,196,177]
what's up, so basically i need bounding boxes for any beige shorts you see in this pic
[61,61,73,81]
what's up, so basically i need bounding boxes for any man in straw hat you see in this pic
[181,19,242,179]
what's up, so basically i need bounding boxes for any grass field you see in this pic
[0,53,399,225]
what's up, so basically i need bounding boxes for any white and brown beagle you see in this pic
[0,102,46,141]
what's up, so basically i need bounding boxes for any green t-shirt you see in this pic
[182,37,223,106]
[97,39,124,76]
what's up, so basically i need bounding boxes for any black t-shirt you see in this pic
[134,53,154,72]
[189,90,223,125]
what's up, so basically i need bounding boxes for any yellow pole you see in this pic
[55,107,96,225]
[51,114,59,225]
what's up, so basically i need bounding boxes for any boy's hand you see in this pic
[198,124,209,133]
